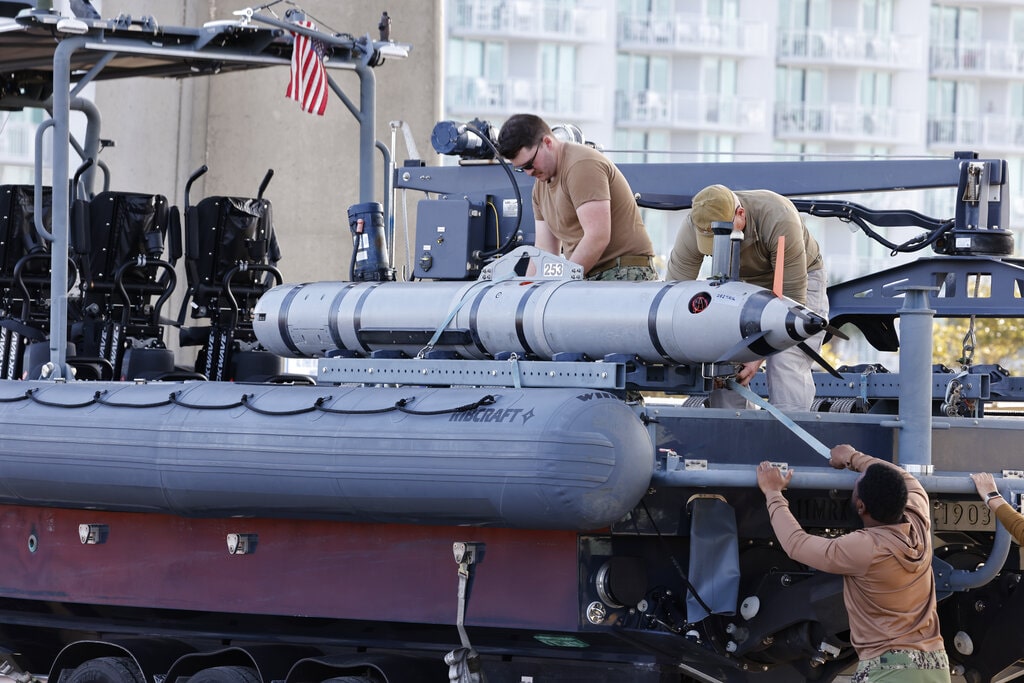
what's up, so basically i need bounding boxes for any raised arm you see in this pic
[756,460,873,575]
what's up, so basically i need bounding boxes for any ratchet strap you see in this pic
[445,542,487,682]
[726,379,831,459]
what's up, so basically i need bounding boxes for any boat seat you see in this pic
[0,185,56,378]
[73,189,184,380]
[179,166,286,381]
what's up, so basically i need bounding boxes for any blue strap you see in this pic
[417,274,514,359]
[509,353,522,389]
[726,379,831,459]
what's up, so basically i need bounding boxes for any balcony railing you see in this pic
[777,29,923,69]
[615,89,767,132]
[446,76,606,121]
[930,41,1024,77]
[774,104,921,143]
[928,114,1024,150]
[618,13,768,55]
[450,0,607,42]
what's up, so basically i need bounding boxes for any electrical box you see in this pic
[414,197,486,280]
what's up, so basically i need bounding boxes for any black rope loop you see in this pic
[95,389,175,409]
[25,387,100,409]
[397,394,496,416]
[7,388,501,418]
[316,396,413,415]
[241,393,327,417]
[169,391,252,410]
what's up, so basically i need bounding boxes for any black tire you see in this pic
[62,657,145,683]
[188,666,262,683]
[322,676,376,683]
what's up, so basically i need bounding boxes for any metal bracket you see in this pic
[480,246,583,281]
[453,541,481,569]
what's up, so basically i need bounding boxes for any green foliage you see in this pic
[932,316,1024,372]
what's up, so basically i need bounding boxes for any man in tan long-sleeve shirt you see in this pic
[756,444,950,682]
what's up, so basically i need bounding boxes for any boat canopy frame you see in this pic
[0,7,407,377]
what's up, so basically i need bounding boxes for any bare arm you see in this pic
[571,199,612,275]
[529,219,560,275]
[533,219,560,254]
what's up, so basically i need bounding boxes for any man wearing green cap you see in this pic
[666,184,827,411]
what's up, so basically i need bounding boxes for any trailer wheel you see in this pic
[188,666,261,683]
[61,657,145,683]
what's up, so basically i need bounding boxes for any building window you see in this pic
[928,78,978,145]
[701,57,737,125]
[616,53,669,123]
[776,66,826,135]
[698,134,736,162]
[779,0,830,58]
[538,43,577,115]
[929,5,980,70]
[447,37,507,111]
[861,0,894,34]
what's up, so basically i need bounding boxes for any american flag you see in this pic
[286,20,328,116]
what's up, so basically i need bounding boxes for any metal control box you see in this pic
[413,197,486,280]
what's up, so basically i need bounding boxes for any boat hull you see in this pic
[0,380,653,530]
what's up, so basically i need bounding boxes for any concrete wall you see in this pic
[94,0,442,285]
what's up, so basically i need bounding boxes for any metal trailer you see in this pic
[0,5,1019,683]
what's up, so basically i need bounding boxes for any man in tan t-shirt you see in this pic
[496,114,657,281]
[756,445,950,682]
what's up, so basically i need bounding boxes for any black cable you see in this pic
[802,203,955,256]
[463,123,523,259]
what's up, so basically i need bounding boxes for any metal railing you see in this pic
[930,41,1024,77]
[777,28,923,69]
[615,89,767,132]
[617,12,768,55]
[774,103,921,143]
[450,0,607,41]
[445,76,606,120]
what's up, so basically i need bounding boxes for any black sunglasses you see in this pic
[514,144,541,173]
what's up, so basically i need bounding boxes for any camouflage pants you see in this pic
[851,649,951,682]
[586,265,659,281]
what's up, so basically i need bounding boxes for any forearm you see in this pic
[573,200,611,273]
[994,499,1024,546]
[765,491,864,573]
[571,232,608,273]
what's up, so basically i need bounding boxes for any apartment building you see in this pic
[444,0,1024,287]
